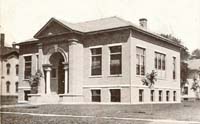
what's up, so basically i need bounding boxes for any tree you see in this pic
[160,34,190,60]
[191,49,200,59]
[160,34,190,89]
[28,69,43,94]
[142,70,157,88]
[191,77,200,100]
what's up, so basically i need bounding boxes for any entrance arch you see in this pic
[49,52,65,94]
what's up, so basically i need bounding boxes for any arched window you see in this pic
[16,64,19,75]
[15,82,19,93]
[6,63,11,75]
[6,81,10,93]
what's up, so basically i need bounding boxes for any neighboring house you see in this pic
[182,59,200,101]
[16,17,181,104]
[0,33,19,105]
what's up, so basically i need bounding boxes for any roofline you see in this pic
[17,22,182,48]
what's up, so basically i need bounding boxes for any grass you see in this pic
[1,101,200,124]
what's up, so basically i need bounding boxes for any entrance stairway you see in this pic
[29,94,60,104]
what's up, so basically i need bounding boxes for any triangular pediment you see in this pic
[34,18,73,38]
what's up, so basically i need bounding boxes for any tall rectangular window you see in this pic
[15,82,19,93]
[24,56,32,79]
[166,91,170,101]
[36,55,39,71]
[91,90,101,102]
[150,90,155,102]
[6,81,10,93]
[16,64,19,76]
[136,47,145,75]
[139,89,144,102]
[110,46,122,75]
[6,63,10,75]
[159,90,163,102]
[110,89,121,102]
[155,52,166,78]
[91,48,102,76]
[173,57,176,80]
[173,91,176,101]
[155,52,166,70]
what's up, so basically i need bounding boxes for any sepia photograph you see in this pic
[0,0,200,123]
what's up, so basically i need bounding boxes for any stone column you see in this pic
[43,64,52,95]
[63,63,69,94]
[37,43,45,94]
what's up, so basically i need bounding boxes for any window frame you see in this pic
[91,89,101,102]
[6,63,11,75]
[16,64,19,76]
[24,55,32,79]
[150,90,155,102]
[110,89,121,102]
[15,82,19,93]
[139,89,144,102]
[159,90,163,102]
[155,52,166,79]
[136,47,146,76]
[173,57,176,80]
[90,47,102,76]
[166,91,170,102]
[173,91,177,101]
[109,45,122,75]
[6,81,10,93]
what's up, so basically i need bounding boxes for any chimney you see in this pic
[139,18,147,29]
[12,42,16,48]
[0,33,5,48]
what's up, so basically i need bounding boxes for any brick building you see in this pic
[0,33,19,105]
[17,17,182,104]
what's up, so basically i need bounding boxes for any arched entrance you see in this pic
[49,52,65,94]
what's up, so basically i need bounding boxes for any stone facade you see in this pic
[17,17,181,104]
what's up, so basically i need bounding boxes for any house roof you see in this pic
[187,59,200,70]
[0,46,19,58]
[19,16,182,48]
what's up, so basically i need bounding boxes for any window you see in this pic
[159,90,163,101]
[24,56,32,79]
[91,48,102,75]
[16,64,19,75]
[155,52,166,78]
[139,89,144,102]
[150,90,155,102]
[173,57,176,80]
[6,63,11,75]
[91,90,101,102]
[110,89,121,102]
[6,81,10,93]
[51,68,57,78]
[155,52,166,70]
[183,87,188,95]
[136,47,145,75]
[173,91,176,101]
[110,46,122,75]
[166,91,170,101]
[15,82,19,93]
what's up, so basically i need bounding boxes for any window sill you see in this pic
[89,75,102,78]
[136,75,145,78]
[108,74,122,77]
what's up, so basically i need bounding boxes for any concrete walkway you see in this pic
[0,111,199,124]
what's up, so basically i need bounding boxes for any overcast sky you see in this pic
[1,0,200,52]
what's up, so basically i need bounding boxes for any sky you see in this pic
[0,0,200,52]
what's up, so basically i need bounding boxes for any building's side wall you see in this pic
[83,30,131,103]
[0,55,18,105]
[1,56,19,95]
[130,31,181,103]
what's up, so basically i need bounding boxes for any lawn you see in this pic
[1,101,200,124]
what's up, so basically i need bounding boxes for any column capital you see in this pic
[62,62,69,70]
[68,38,78,45]
[43,64,52,71]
